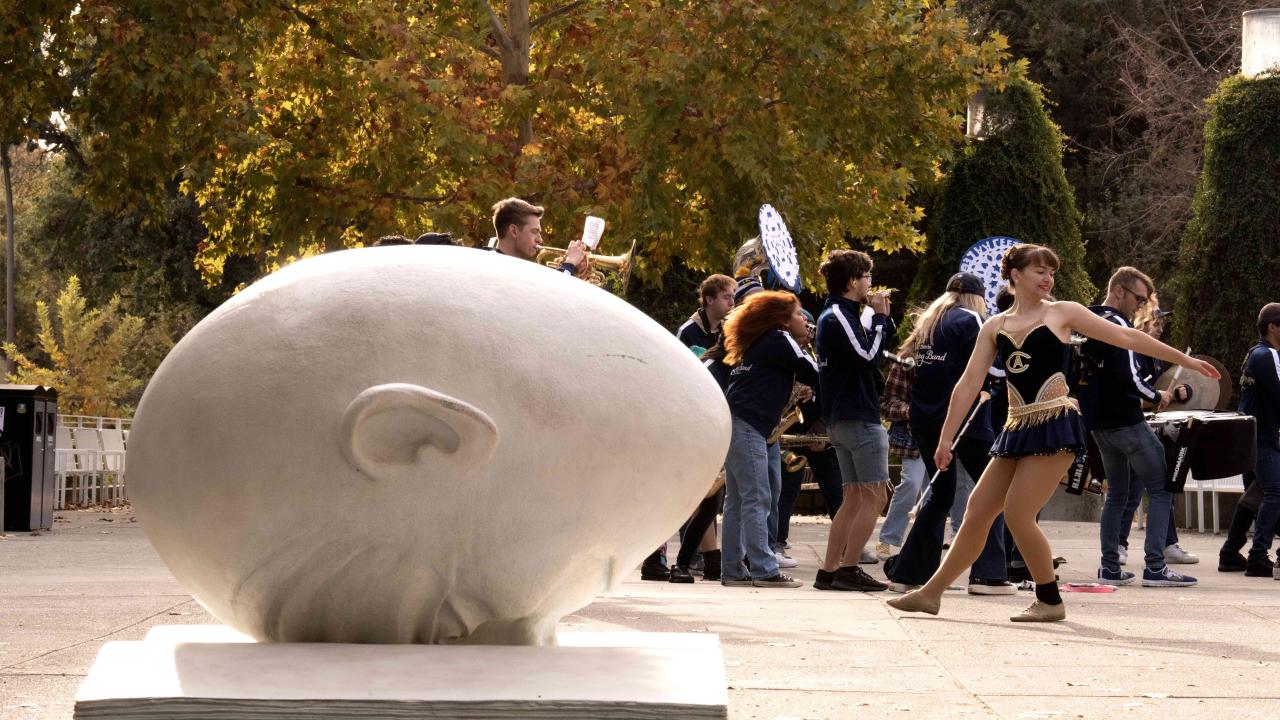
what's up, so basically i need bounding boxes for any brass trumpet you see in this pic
[535,239,637,295]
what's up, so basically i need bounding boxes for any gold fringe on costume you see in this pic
[1004,396,1077,430]
[1003,372,1078,430]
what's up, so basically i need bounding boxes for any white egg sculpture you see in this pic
[128,246,730,645]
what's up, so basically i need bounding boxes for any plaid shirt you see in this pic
[880,361,919,459]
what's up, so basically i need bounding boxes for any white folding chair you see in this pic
[1182,472,1245,534]
[98,428,128,504]
[68,427,104,505]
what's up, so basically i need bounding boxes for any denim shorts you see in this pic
[828,420,890,486]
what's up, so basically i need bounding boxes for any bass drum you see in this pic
[1147,410,1256,490]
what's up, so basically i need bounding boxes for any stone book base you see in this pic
[74,627,728,719]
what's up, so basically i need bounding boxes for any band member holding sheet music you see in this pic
[883,272,1011,595]
[490,197,587,275]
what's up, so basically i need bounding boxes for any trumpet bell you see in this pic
[535,239,637,295]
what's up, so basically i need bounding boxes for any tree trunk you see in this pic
[495,1,533,148]
[1,144,14,376]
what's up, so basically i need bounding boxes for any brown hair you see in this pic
[1107,266,1155,298]
[723,291,800,365]
[372,235,412,247]
[819,249,872,296]
[491,197,544,239]
[698,274,736,307]
[1000,244,1060,286]
[1259,302,1280,337]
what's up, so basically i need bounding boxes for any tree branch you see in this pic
[29,121,89,174]
[281,2,371,62]
[482,0,514,54]
[530,0,587,32]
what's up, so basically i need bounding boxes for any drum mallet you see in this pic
[911,391,992,516]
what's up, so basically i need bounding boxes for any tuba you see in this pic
[536,238,637,295]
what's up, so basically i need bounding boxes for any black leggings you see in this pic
[677,489,724,568]
[886,421,1005,585]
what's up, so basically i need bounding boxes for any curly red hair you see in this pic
[723,291,800,365]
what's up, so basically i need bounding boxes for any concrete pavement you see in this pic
[3,508,1279,719]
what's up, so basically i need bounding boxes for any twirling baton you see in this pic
[910,391,992,516]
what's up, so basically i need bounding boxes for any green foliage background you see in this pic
[1172,75,1280,375]
[910,79,1095,305]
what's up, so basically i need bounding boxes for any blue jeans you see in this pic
[722,416,781,580]
[1094,423,1172,571]
[1250,443,1280,560]
[767,442,782,551]
[880,455,925,547]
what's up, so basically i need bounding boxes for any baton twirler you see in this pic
[911,391,992,516]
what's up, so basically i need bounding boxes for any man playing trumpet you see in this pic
[490,197,588,276]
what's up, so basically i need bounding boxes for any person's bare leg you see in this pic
[823,484,857,571]
[1002,452,1075,584]
[699,522,718,552]
[914,458,1017,598]
[839,482,889,566]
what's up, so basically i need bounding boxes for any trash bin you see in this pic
[0,385,58,532]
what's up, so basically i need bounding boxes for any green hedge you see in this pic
[1172,75,1280,377]
[911,79,1095,305]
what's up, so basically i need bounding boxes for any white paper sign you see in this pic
[582,216,605,250]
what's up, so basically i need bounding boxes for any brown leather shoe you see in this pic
[885,590,940,615]
[1010,600,1066,623]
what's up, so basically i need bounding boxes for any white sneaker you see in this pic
[887,581,920,594]
[1163,543,1200,564]
[859,547,879,565]
[1118,545,1128,565]
[774,551,798,569]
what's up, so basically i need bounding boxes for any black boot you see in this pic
[701,549,722,582]
[640,549,669,581]
[1245,554,1274,578]
[668,565,695,583]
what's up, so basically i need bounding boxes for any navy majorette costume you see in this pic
[989,323,1088,458]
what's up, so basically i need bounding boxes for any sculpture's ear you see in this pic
[341,384,498,481]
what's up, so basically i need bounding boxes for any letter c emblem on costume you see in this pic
[1007,351,1031,374]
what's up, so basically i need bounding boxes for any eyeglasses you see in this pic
[1123,286,1149,307]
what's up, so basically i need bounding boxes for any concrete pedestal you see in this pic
[73,627,727,719]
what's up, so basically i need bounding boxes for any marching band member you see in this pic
[678,275,736,351]
[889,245,1218,622]
[719,291,819,588]
[667,276,737,584]
[1218,303,1280,578]
[1077,268,1197,588]
[813,250,893,592]
[490,197,587,276]
[884,272,1012,596]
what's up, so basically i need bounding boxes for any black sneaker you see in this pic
[1245,555,1275,577]
[968,577,1017,595]
[668,565,694,584]
[1218,552,1248,572]
[831,565,889,592]
[752,574,802,588]
[813,569,838,591]
[640,561,670,581]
